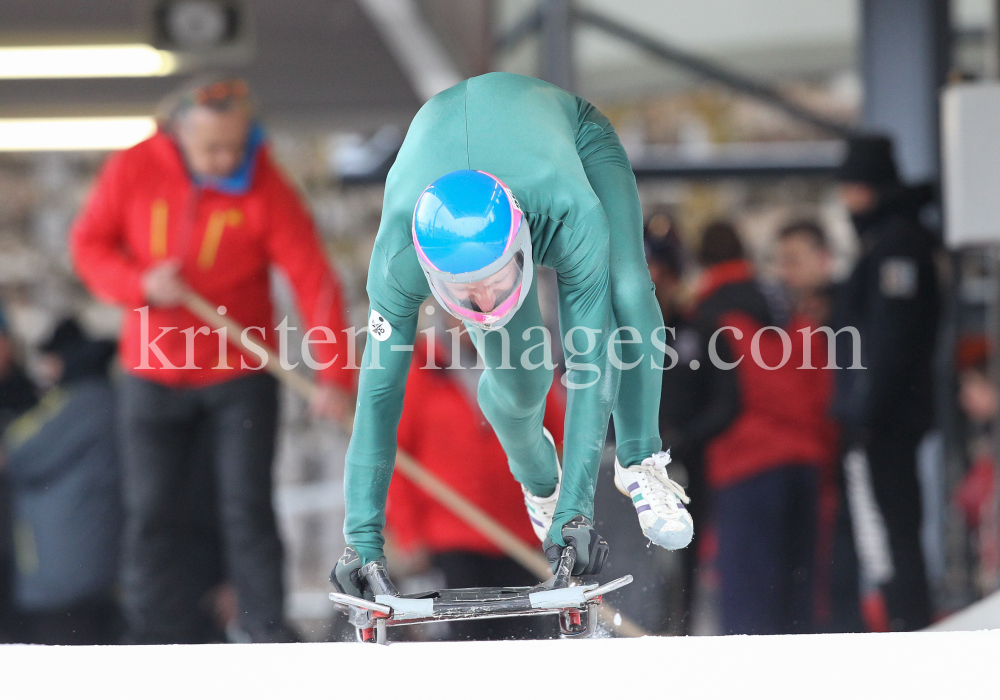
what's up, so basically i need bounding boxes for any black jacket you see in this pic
[3,342,120,610]
[659,312,712,467]
[678,270,780,454]
[832,187,940,436]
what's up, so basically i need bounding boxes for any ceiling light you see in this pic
[0,45,176,79]
[0,117,157,151]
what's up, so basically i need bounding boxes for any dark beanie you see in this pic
[698,220,745,267]
[40,318,86,355]
[40,318,115,384]
[836,135,899,185]
[644,211,686,276]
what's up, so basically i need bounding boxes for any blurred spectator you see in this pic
[694,221,834,635]
[953,336,999,595]
[70,76,355,643]
[0,308,38,642]
[0,314,37,429]
[3,319,121,644]
[957,337,997,426]
[773,220,844,629]
[644,210,709,633]
[385,319,564,640]
[776,220,835,325]
[832,135,940,631]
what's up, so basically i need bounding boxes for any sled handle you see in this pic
[328,592,392,615]
[584,575,634,601]
[548,545,577,589]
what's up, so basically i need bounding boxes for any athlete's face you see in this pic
[443,258,521,313]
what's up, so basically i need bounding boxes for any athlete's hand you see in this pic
[543,515,609,576]
[331,546,366,598]
[142,260,188,307]
[310,383,353,423]
[330,546,398,602]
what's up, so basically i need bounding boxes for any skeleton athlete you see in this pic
[333,73,693,597]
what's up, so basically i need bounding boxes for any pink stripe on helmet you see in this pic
[414,237,439,272]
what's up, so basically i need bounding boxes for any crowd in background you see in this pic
[0,76,959,644]
[641,133,940,636]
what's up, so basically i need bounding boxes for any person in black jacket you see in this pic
[833,135,940,631]
[643,211,705,633]
[0,309,37,642]
[3,319,122,644]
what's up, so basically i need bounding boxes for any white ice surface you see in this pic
[4,631,1000,699]
[931,588,1000,631]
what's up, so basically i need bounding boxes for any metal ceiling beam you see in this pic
[631,161,837,180]
[540,0,574,90]
[629,140,843,180]
[356,0,464,102]
[340,158,840,185]
[339,140,843,184]
[495,4,857,139]
[494,7,541,54]
[575,8,856,138]
[860,0,949,181]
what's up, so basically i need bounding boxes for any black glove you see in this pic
[543,515,609,576]
[330,546,366,598]
[330,546,399,601]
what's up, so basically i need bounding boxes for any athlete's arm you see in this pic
[343,240,426,564]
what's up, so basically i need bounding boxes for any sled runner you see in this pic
[329,546,632,644]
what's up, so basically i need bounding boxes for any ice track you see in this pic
[4,630,1000,699]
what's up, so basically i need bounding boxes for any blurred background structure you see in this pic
[2,0,1000,641]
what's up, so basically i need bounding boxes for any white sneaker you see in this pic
[614,450,693,549]
[522,428,561,542]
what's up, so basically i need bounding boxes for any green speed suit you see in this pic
[345,72,665,564]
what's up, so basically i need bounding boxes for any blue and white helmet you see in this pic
[412,169,533,330]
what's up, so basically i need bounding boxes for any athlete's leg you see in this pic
[469,274,560,498]
[580,128,664,468]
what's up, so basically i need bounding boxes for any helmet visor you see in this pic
[432,251,524,325]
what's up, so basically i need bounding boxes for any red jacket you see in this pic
[705,310,838,488]
[70,131,354,390]
[386,340,566,556]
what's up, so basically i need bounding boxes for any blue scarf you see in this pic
[194,123,265,196]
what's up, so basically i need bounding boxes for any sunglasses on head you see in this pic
[191,79,250,108]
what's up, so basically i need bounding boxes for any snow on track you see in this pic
[931,588,1000,631]
[4,631,999,699]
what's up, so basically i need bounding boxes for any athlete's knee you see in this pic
[481,366,552,416]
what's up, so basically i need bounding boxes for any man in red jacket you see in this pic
[71,77,354,643]
[692,221,835,636]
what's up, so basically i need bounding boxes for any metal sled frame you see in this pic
[329,547,633,645]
